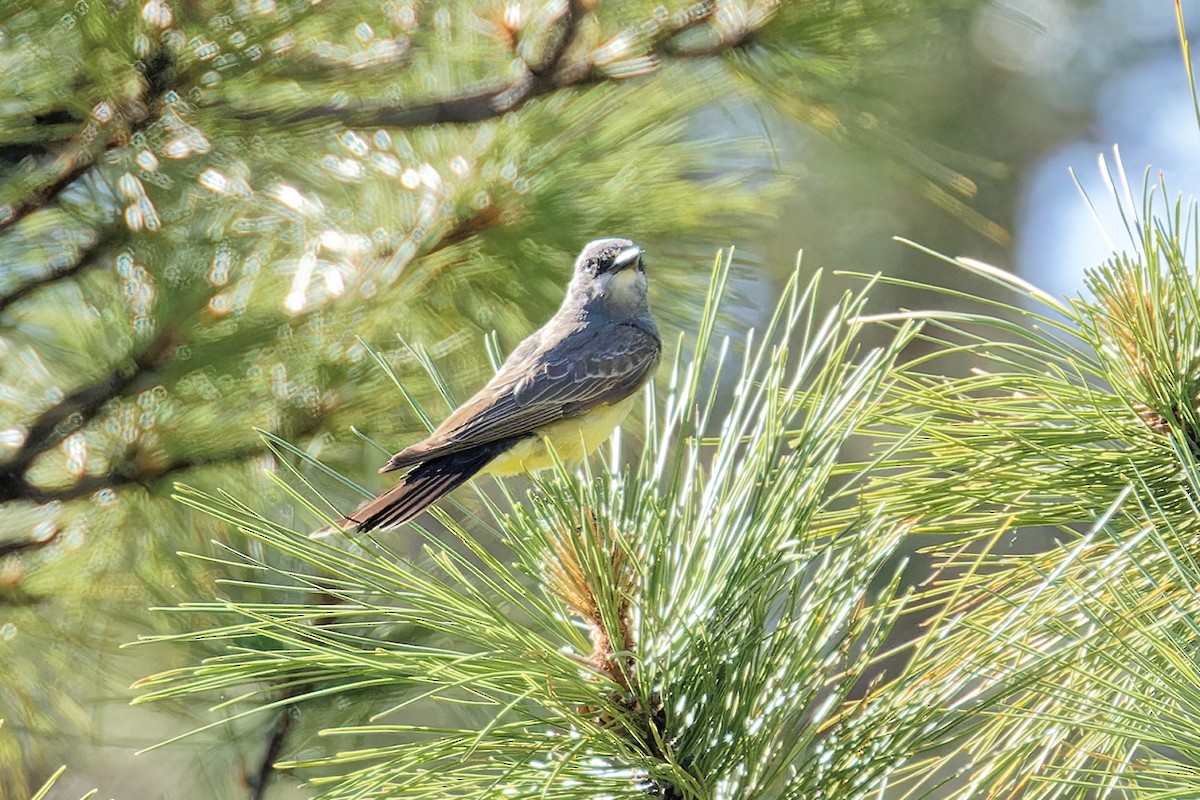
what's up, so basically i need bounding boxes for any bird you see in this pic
[345,237,661,531]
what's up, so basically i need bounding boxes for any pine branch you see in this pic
[0,452,235,505]
[852,155,1200,799]
[288,0,586,126]
[0,323,182,493]
[243,589,339,800]
[658,0,775,57]
[132,253,965,800]
[0,73,153,232]
[0,224,115,314]
[0,139,99,231]
[240,1,763,129]
[0,527,62,559]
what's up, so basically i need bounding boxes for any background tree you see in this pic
[0,0,991,797]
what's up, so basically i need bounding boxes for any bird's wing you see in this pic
[381,323,660,471]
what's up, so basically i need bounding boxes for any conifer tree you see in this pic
[0,1,979,796]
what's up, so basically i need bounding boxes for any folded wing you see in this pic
[380,322,660,472]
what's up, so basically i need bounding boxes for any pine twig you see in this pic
[278,0,587,127]
[0,324,183,494]
[0,226,116,314]
[243,1,751,129]
[0,526,62,559]
[243,589,338,800]
[0,84,152,232]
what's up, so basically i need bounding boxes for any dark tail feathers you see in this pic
[343,438,520,531]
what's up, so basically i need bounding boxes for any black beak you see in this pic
[611,246,643,273]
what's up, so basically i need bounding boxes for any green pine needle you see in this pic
[135,249,970,799]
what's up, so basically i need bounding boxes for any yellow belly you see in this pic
[482,396,637,476]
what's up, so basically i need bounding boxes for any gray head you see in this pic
[565,237,651,319]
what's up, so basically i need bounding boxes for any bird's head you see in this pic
[567,237,649,316]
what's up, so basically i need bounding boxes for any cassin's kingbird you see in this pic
[346,237,661,531]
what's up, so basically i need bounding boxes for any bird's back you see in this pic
[384,315,657,472]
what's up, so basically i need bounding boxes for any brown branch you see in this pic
[546,507,638,689]
[233,0,766,130]
[244,682,308,800]
[0,93,151,232]
[0,51,172,322]
[0,372,142,495]
[0,135,111,231]
[0,451,238,505]
[644,0,719,53]
[371,202,504,273]
[431,204,504,252]
[0,324,182,493]
[545,506,686,796]
[243,591,338,800]
[0,473,125,505]
[0,44,166,232]
[285,74,528,127]
[655,0,771,58]
[0,399,327,506]
[0,524,63,559]
[271,0,585,127]
[0,224,127,314]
